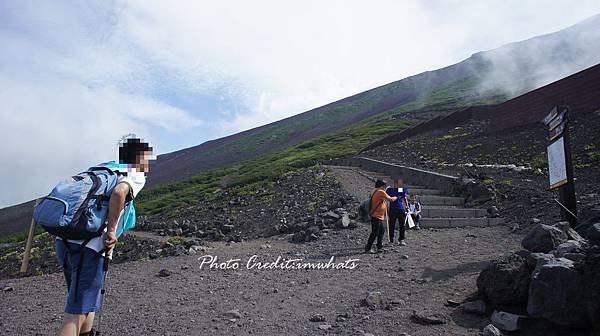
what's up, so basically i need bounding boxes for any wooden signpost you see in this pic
[542,106,577,226]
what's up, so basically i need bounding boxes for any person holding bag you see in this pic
[365,179,398,253]
[385,178,409,246]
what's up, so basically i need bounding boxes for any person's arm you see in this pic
[381,188,397,202]
[104,182,131,252]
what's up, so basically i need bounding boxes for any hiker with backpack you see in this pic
[385,178,409,246]
[33,135,152,336]
[364,179,398,253]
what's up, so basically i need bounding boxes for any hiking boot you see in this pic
[399,240,407,246]
[416,225,422,230]
[366,248,377,254]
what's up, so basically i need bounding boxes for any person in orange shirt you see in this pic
[365,179,398,253]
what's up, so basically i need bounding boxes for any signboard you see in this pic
[548,111,566,131]
[542,107,559,125]
[548,136,568,189]
[548,121,566,141]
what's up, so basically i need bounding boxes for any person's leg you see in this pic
[376,219,385,250]
[61,245,104,335]
[59,313,86,336]
[398,211,407,242]
[412,214,420,229]
[388,209,398,243]
[80,312,95,333]
[365,218,378,252]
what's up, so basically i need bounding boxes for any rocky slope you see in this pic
[0,167,525,336]
[363,110,600,233]
[0,167,358,280]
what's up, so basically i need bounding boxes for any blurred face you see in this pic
[135,150,152,173]
[394,179,403,187]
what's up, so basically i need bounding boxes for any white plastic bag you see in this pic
[405,213,415,228]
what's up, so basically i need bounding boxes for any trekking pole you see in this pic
[20,198,41,274]
[95,253,111,336]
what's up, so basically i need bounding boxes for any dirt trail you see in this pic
[0,166,522,336]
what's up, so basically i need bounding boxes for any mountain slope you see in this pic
[2,14,600,237]
[148,13,600,187]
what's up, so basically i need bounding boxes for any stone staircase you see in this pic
[367,172,505,229]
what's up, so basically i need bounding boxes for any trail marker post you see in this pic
[542,106,577,227]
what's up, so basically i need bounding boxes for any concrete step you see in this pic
[409,188,443,196]
[421,207,488,218]
[419,195,464,206]
[420,217,505,228]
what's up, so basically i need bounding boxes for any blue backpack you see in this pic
[33,166,121,240]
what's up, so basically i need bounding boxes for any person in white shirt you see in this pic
[408,195,422,230]
[57,135,152,336]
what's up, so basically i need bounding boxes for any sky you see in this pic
[1,0,600,208]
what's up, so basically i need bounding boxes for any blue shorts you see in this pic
[55,240,105,314]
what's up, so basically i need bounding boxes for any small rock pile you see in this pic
[473,220,600,334]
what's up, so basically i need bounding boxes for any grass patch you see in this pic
[167,236,186,245]
[437,132,469,141]
[500,179,513,187]
[482,178,495,185]
[0,226,45,244]
[587,151,600,161]
[136,119,411,215]
[531,154,547,170]
[465,143,482,150]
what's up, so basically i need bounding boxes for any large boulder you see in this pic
[582,249,600,329]
[585,223,600,246]
[522,224,568,253]
[477,254,532,305]
[579,206,600,227]
[491,311,526,332]
[527,258,588,326]
[552,240,583,258]
[553,221,587,245]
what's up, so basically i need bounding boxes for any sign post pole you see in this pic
[543,106,577,227]
[559,121,577,226]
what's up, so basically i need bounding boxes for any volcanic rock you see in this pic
[521,224,568,253]
[527,258,587,326]
[477,254,531,305]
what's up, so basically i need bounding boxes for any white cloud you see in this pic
[2,0,600,207]
[0,75,202,207]
[114,0,600,132]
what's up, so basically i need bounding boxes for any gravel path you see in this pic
[0,166,523,335]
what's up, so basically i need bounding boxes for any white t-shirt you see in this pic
[56,167,146,253]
